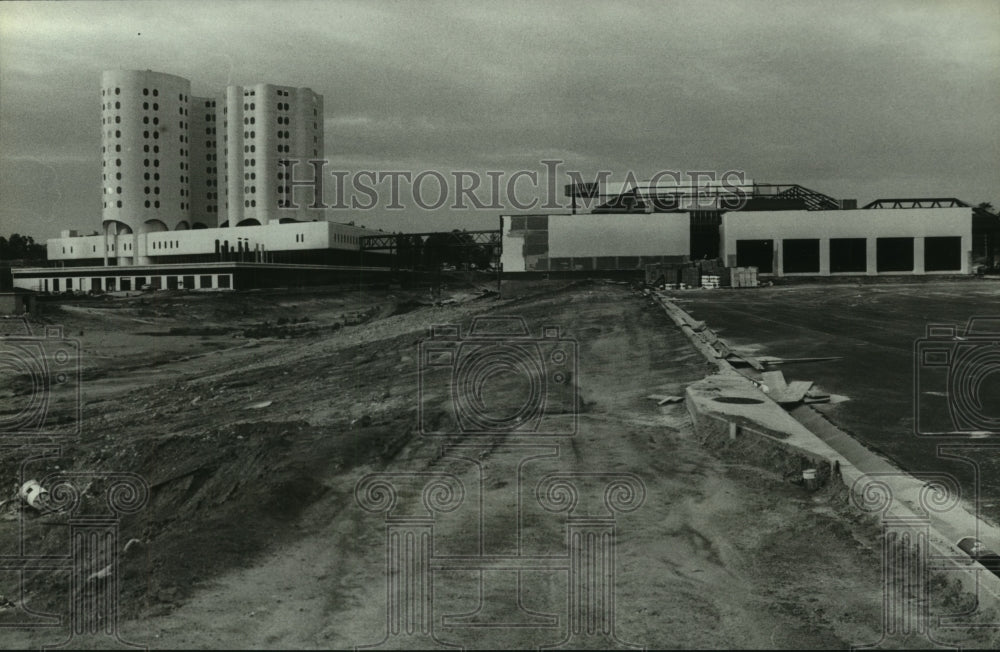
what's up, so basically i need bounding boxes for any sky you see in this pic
[1,0,998,240]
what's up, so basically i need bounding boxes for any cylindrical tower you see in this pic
[224,86,245,227]
[101,70,192,264]
[253,84,277,222]
[188,96,221,228]
[293,87,324,221]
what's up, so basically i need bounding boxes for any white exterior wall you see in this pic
[224,83,324,226]
[501,213,689,272]
[547,213,689,257]
[45,220,368,264]
[101,70,192,234]
[188,96,221,227]
[720,208,974,275]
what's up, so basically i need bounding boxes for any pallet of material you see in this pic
[730,266,759,288]
[681,267,701,288]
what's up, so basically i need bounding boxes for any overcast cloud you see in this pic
[1,0,998,239]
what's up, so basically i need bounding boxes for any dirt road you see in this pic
[2,281,987,648]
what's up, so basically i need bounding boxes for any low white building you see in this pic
[500,212,690,272]
[501,185,998,277]
[720,207,975,276]
[14,219,390,292]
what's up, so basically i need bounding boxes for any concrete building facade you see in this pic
[222,83,324,227]
[16,219,385,293]
[501,213,690,272]
[500,185,996,277]
[99,70,324,266]
[101,70,193,253]
[720,208,975,276]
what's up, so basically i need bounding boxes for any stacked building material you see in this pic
[681,266,701,288]
[730,266,759,288]
[645,258,690,288]
[701,274,721,289]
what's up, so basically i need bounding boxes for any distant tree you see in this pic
[395,232,424,270]
[0,233,47,263]
[977,202,996,215]
[422,231,453,269]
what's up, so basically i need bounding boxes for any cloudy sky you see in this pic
[1,0,998,239]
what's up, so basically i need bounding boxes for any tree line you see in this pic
[391,230,498,270]
[0,234,47,263]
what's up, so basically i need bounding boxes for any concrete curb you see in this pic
[646,288,1000,623]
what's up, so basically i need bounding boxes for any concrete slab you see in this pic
[653,290,1000,612]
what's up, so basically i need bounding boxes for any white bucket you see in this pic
[19,480,48,509]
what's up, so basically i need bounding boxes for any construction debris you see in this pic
[87,564,113,582]
[645,258,760,290]
[19,479,50,510]
[647,395,685,405]
[724,350,766,371]
[756,356,843,367]
[759,370,814,406]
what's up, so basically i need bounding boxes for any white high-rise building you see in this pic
[222,84,325,227]
[100,70,324,265]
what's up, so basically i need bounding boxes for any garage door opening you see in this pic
[736,240,774,274]
[877,237,914,272]
[924,236,962,272]
[830,238,867,273]
[782,239,820,274]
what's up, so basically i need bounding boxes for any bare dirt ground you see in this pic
[1,279,995,648]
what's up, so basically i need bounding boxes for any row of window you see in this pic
[152,240,182,249]
[47,276,232,292]
[60,241,133,254]
[103,199,203,211]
